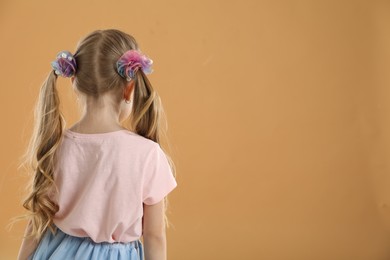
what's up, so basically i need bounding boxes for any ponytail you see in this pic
[129,69,176,227]
[20,70,64,241]
[131,70,160,142]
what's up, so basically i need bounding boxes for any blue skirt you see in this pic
[28,226,144,260]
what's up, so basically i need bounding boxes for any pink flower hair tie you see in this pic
[116,49,153,81]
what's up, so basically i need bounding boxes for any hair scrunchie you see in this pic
[116,49,153,81]
[51,50,77,78]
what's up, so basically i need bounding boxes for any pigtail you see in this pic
[21,70,64,241]
[131,69,175,177]
[130,69,176,227]
[131,70,160,142]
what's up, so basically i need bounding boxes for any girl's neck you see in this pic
[72,93,125,134]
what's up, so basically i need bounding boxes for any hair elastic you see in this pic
[51,50,77,78]
[116,49,153,81]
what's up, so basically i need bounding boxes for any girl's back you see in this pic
[52,129,176,243]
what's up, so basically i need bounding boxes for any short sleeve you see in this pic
[142,143,177,205]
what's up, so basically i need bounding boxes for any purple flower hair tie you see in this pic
[51,50,77,78]
[116,49,153,81]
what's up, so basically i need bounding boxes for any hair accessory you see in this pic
[116,49,153,81]
[51,50,77,78]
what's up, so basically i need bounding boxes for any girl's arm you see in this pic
[143,200,167,260]
[17,220,38,260]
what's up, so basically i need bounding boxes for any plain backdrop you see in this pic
[1,0,390,259]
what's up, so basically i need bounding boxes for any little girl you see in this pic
[17,29,177,260]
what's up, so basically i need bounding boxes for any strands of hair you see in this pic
[15,29,176,242]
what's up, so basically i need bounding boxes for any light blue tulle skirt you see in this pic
[28,226,144,260]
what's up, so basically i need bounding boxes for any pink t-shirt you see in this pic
[50,128,177,243]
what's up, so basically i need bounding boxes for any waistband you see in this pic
[54,226,142,249]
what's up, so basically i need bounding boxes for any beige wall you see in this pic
[1,0,390,259]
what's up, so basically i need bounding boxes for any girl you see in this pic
[17,29,177,260]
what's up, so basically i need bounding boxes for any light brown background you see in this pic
[1,0,390,259]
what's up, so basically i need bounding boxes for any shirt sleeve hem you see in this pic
[142,182,177,205]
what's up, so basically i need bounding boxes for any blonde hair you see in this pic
[19,29,176,242]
